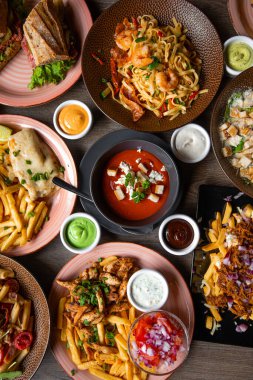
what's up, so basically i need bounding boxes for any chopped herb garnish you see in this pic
[101,78,108,83]
[4,177,12,185]
[125,172,135,187]
[28,211,35,218]
[66,342,70,349]
[232,139,244,153]
[27,169,32,175]
[71,369,76,376]
[77,339,83,347]
[4,227,8,230]
[98,257,103,262]
[88,327,99,343]
[105,330,115,346]
[131,190,145,203]
[25,160,32,164]
[135,36,147,43]
[174,98,185,106]
[13,150,20,157]
[59,166,65,173]
[31,172,49,181]
[128,65,133,70]
[21,179,26,185]
[4,148,9,154]
[142,179,151,189]
[83,319,90,326]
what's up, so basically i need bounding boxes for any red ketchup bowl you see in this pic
[128,310,190,375]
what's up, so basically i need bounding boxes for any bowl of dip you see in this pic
[159,214,200,255]
[53,100,93,140]
[127,269,169,312]
[128,310,190,375]
[224,36,253,78]
[60,212,101,254]
[170,123,210,163]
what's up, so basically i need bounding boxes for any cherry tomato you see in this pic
[5,279,19,294]
[14,331,33,350]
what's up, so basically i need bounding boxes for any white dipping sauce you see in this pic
[131,273,165,308]
[175,126,207,161]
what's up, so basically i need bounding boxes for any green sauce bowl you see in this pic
[60,212,101,254]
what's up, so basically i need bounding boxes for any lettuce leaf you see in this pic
[28,59,75,90]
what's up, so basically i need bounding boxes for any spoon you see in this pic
[52,177,92,203]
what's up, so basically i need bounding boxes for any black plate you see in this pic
[191,184,253,347]
[79,130,181,235]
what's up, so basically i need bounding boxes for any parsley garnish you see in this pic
[83,320,90,326]
[21,179,26,185]
[26,160,32,164]
[88,327,99,344]
[132,190,145,203]
[142,180,150,189]
[27,169,32,175]
[59,166,65,173]
[28,211,35,218]
[13,150,20,157]
[105,330,115,346]
[232,139,244,153]
[70,369,76,376]
[125,172,135,187]
[4,177,12,185]
[31,172,49,181]
[4,149,9,154]
[98,257,103,262]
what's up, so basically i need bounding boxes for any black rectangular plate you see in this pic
[191,184,253,347]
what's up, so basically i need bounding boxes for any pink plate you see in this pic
[49,242,195,380]
[0,114,77,256]
[0,0,92,107]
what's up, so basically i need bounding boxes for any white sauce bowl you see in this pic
[159,214,200,256]
[53,100,93,140]
[127,269,169,312]
[60,212,101,254]
[224,36,253,78]
[171,123,210,163]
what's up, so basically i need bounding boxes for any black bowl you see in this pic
[90,139,180,229]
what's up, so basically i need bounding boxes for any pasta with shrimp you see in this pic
[106,15,208,121]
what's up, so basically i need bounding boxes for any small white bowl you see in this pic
[60,212,101,254]
[159,214,200,256]
[127,269,169,312]
[224,36,253,77]
[53,100,93,140]
[171,123,210,163]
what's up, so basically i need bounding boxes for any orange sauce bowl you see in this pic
[53,100,93,140]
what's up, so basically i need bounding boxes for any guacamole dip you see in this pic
[226,41,253,72]
[66,217,97,249]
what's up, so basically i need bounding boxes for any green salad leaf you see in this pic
[224,92,242,121]
[232,139,244,153]
[29,60,75,90]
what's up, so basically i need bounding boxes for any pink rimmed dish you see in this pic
[49,242,194,380]
[0,0,92,107]
[0,114,77,256]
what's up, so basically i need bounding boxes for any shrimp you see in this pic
[114,18,137,51]
[155,69,179,92]
[131,45,153,68]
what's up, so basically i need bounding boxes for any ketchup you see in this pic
[165,219,194,249]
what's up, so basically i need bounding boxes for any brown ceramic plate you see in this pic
[211,66,253,198]
[82,0,223,132]
[227,0,253,38]
[0,256,50,380]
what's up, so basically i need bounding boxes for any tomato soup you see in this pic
[102,149,170,221]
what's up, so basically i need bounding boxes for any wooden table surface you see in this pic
[1,0,253,379]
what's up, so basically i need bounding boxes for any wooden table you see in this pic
[1,0,253,379]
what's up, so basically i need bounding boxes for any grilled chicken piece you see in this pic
[99,272,121,287]
[106,286,118,303]
[118,280,127,302]
[80,310,103,325]
[78,327,93,340]
[88,343,118,354]
[103,258,134,275]
[56,279,78,293]
[110,302,130,313]
[65,302,90,314]
[88,265,99,280]
[79,269,89,280]
[96,289,105,313]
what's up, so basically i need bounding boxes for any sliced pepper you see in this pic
[100,87,111,100]
[91,52,105,65]
[189,90,199,100]
[148,56,160,70]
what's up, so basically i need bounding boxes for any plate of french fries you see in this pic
[49,242,195,380]
[0,114,77,256]
[191,185,253,347]
[0,254,50,380]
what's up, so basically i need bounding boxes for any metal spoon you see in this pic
[52,177,93,203]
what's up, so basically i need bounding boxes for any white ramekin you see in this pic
[224,36,253,78]
[159,214,200,256]
[53,100,93,140]
[127,269,169,312]
[170,123,211,163]
[60,212,101,254]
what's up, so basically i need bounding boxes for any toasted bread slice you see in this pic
[0,40,21,72]
[0,0,8,38]
[23,21,69,66]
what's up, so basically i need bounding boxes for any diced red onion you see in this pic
[224,195,233,202]
[249,261,253,271]
[146,347,154,356]
[223,255,231,265]
[162,342,171,352]
[241,253,250,265]
[236,280,242,287]
[141,344,147,353]
[239,246,247,252]
[227,297,233,309]
[235,323,248,333]
[227,273,238,281]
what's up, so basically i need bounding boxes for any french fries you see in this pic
[0,178,49,252]
[201,201,253,334]
[57,256,144,380]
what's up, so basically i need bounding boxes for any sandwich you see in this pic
[22,0,77,89]
[0,0,22,72]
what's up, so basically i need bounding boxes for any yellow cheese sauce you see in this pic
[58,105,89,135]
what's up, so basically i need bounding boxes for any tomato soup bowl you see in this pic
[90,140,180,232]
